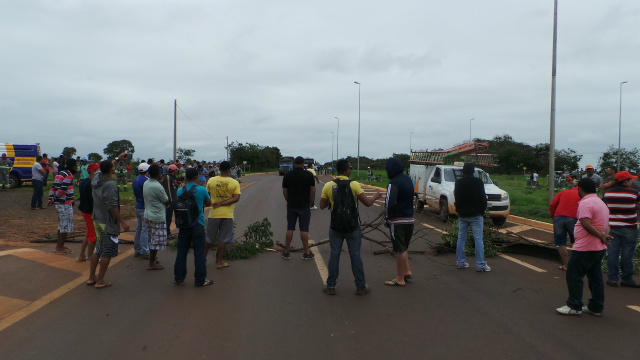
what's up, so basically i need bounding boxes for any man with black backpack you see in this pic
[319,159,382,295]
[173,168,213,287]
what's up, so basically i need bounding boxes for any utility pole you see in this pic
[548,0,558,205]
[173,100,177,163]
[226,136,229,161]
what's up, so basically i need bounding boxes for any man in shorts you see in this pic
[549,186,580,270]
[143,164,169,270]
[383,157,414,287]
[281,156,316,259]
[88,160,130,288]
[205,161,241,269]
[77,163,100,261]
[47,158,78,255]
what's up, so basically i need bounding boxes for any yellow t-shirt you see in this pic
[307,168,316,177]
[206,176,241,218]
[321,175,364,207]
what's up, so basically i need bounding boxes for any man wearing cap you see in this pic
[581,165,601,188]
[0,153,12,191]
[282,156,316,260]
[133,163,151,258]
[556,178,612,316]
[48,158,78,255]
[454,163,491,272]
[116,161,129,191]
[162,164,179,237]
[77,163,100,261]
[603,170,640,287]
[205,161,241,268]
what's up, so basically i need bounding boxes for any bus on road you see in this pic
[279,156,294,175]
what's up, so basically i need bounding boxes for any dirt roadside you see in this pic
[0,188,134,251]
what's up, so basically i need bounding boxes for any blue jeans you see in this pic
[553,216,577,245]
[566,250,606,312]
[326,228,366,289]
[134,208,149,255]
[607,227,639,283]
[174,224,207,285]
[456,215,487,268]
[31,179,44,208]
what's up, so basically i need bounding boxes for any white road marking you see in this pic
[499,254,547,273]
[421,222,446,234]
[627,305,640,313]
[310,240,328,284]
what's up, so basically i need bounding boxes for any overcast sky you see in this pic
[3,0,638,169]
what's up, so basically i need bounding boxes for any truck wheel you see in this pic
[439,199,449,222]
[492,217,507,227]
[9,174,20,188]
[415,199,425,211]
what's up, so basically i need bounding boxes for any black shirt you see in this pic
[282,168,315,208]
[78,177,93,214]
[454,175,487,217]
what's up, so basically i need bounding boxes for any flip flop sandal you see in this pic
[404,275,413,280]
[76,257,88,262]
[384,279,405,286]
[94,282,113,289]
[216,263,230,269]
[86,280,97,286]
[147,265,165,270]
[54,249,73,255]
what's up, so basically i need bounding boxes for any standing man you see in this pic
[79,159,89,181]
[48,158,78,255]
[383,157,414,287]
[454,163,490,272]
[205,161,241,269]
[162,164,179,237]
[556,178,611,315]
[174,168,213,287]
[0,153,12,191]
[281,156,316,260]
[41,153,50,186]
[132,163,150,259]
[77,163,100,262]
[143,164,169,270]
[599,165,617,191]
[549,186,581,271]
[603,170,640,287]
[88,160,130,288]
[306,164,321,210]
[31,156,46,210]
[581,165,601,188]
[319,159,381,295]
[116,161,128,192]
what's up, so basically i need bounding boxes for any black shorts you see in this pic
[286,208,311,232]
[390,223,414,253]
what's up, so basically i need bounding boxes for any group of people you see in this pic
[550,164,640,316]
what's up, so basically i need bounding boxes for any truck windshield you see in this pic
[446,168,493,184]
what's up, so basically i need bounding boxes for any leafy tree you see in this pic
[228,142,281,171]
[176,147,196,163]
[87,152,103,162]
[61,147,77,159]
[598,145,640,172]
[555,148,582,172]
[103,140,135,160]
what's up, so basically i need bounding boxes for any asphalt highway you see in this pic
[1,172,639,360]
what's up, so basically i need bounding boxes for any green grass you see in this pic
[491,175,552,223]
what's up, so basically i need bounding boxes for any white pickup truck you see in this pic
[410,163,510,226]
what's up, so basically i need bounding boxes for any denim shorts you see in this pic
[287,208,311,232]
[553,216,577,246]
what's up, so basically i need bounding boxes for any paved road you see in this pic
[1,172,640,360]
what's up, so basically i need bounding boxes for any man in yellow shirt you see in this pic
[319,159,381,295]
[205,161,241,269]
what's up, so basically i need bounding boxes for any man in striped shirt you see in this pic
[603,170,640,288]
[48,158,78,255]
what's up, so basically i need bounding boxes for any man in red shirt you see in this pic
[549,186,581,270]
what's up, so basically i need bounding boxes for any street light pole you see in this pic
[618,81,628,170]
[469,118,474,143]
[410,131,414,154]
[354,81,361,178]
[334,116,340,160]
[548,0,558,206]
[331,131,335,173]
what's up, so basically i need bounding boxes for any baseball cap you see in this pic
[81,158,88,162]
[585,164,594,170]
[219,161,231,170]
[87,163,100,173]
[138,163,150,173]
[168,164,178,171]
[294,156,304,165]
[614,170,637,182]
